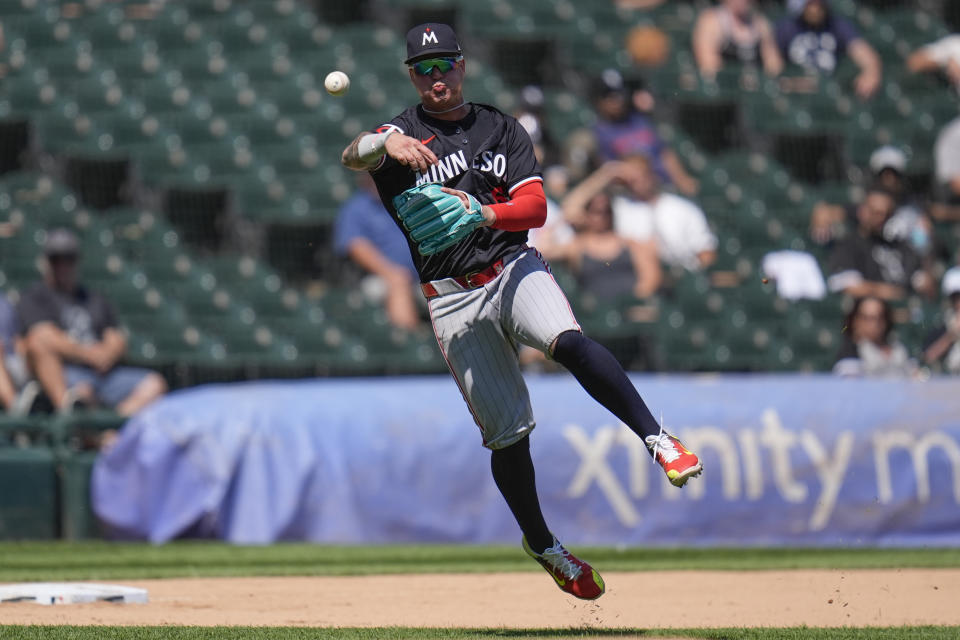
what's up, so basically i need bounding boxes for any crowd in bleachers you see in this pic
[1,0,960,424]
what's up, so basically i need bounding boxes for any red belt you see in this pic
[421,258,508,299]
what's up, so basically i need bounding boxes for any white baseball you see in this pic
[324,71,350,96]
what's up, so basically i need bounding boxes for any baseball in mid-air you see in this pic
[324,71,350,96]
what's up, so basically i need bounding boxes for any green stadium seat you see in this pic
[137,7,207,51]
[0,446,58,539]
[80,7,140,53]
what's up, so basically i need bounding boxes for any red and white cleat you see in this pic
[522,536,605,600]
[646,432,703,487]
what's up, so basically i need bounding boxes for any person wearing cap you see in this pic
[810,146,933,256]
[692,0,783,78]
[591,68,699,195]
[826,185,934,301]
[776,0,881,99]
[341,23,703,600]
[923,266,960,374]
[16,228,167,416]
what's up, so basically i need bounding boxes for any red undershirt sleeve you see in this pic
[488,180,547,232]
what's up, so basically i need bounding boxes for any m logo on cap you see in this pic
[422,28,439,45]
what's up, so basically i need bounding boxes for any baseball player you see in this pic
[341,23,702,600]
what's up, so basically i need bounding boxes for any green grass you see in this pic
[0,542,958,582]
[1,626,958,639]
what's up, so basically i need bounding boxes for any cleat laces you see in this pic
[645,412,681,464]
[541,542,583,580]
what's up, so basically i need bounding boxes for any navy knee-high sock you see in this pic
[490,435,554,554]
[552,330,661,440]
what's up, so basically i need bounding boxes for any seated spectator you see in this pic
[538,191,661,301]
[776,0,881,99]
[692,0,783,78]
[2,292,42,416]
[811,146,933,257]
[0,293,19,412]
[18,228,167,416]
[833,296,916,377]
[564,155,717,271]
[934,117,960,205]
[334,173,422,330]
[592,69,699,195]
[908,33,960,209]
[826,186,933,300]
[513,85,559,168]
[923,266,960,374]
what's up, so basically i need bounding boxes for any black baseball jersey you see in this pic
[369,103,541,283]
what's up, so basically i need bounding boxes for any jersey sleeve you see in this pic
[503,118,542,194]
[368,115,411,175]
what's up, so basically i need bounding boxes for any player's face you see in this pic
[408,57,465,111]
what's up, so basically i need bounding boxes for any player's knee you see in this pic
[550,329,586,362]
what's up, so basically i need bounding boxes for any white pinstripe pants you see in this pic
[427,248,581,450]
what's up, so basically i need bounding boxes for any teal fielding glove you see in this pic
[393,184,486,256]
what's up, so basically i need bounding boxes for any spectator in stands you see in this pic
[334,173,422,330]
[513,85,559,168]
[0,293,19,412]
[811,146,933,257]
[923,266,960,374]
[1,292,40,416]
[538,191,661,301]
[17,228,167,416]
[692,0,783,78]
[907,33,960,209]
[776,0,882,99]
[833,296,916,377]
[563,155,717,271]
[591,69,699,195]
[827,186,933,300]
[934,118,960,204]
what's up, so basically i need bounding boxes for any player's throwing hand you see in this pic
[385,134,437,173]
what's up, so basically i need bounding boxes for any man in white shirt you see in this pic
[563,155,717,270]
[908,34,960,91]
[908,35,960,203]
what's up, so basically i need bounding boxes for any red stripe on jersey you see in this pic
[488,180,547,232]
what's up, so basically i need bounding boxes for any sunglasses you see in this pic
[409,56,462,76]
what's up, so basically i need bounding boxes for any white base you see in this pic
[0,582,148,605]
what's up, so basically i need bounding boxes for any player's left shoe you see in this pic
[646,432,702,487]
[522,535,605,600]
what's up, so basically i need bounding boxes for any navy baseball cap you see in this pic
[405,23,462,65]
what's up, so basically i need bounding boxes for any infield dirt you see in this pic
[1,569,958,628]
